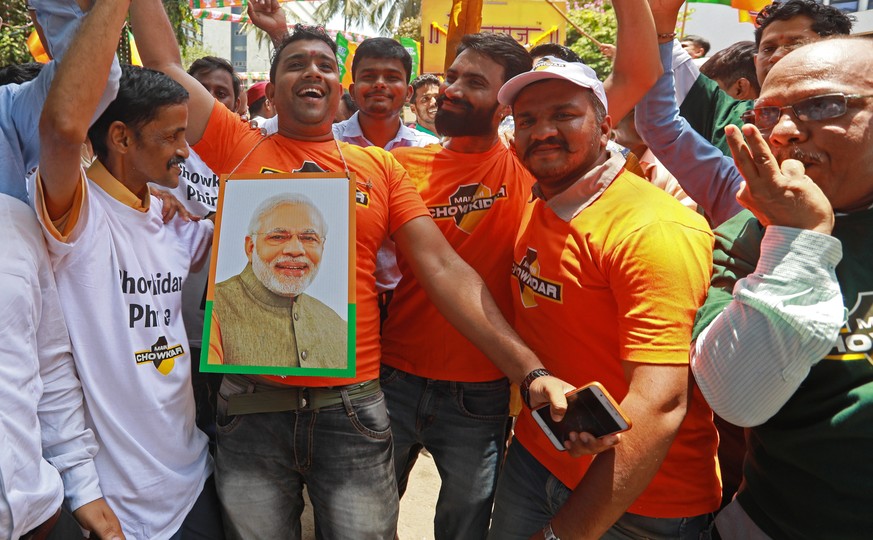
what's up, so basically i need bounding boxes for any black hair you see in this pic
[700,41,760,95]
[456,33,532,84]
[187,55,240,100]
[351,37,413,83]
[88,64,189,163]
[755,0,853,47]
[410,73,441,102]
[249,96,268,117]
[681,35,711,56]
[270,24,338,83]
[528,43,582,63]
[340,90,358,114]
[0,62,44,86]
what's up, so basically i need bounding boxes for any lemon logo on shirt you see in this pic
[512,247,563,308]
[134,336,185,375]
[429,183,508,233]
[825,291,873,366]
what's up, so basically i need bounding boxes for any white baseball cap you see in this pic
[498,55,608,112]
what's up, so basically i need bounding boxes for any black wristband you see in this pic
[520,368,553,409]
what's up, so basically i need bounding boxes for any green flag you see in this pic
[399,37,420,82]
[336,32,349,82]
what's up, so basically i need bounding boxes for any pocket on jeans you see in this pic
[457,381,510,421]
[215,377,246,433]
[347,391,392,440]
[379,365,405,386]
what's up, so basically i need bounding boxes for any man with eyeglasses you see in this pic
[209,193,347,369]
[688,36,873,539]
[633,0,853,227]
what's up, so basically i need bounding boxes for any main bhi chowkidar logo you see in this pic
[135,336,184,376]
[825,291,873,366]
[429,184,507,233]
[512,247,563,308]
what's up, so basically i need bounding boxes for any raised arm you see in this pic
[602,0,661,122]
[129,0,216,144]
[635,41,745,226]
[248,0,290,46]
[38,0,130,219]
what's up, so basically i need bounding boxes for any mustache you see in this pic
[778,145,825,166]
[523,137,570,161]
[271,256,311,267]
[167,156,186,169]
[435,94,472,112]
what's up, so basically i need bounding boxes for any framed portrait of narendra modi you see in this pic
[200,173,356,377]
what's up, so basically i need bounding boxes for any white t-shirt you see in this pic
[33,167,214,540]
[0,194,101,539]
[154,147,218,349]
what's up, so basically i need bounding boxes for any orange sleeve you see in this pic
[610,220,713,364]
[192,100,250,175]
[384,153,430,236]
[207,309,224,365]
[35,168,86,242]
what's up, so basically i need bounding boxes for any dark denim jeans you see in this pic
[488,439,711,540]
[381,366,509,540]
[214,375,398,540]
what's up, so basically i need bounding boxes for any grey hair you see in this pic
[247,192,328,238]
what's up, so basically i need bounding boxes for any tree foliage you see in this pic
[1,0,34,66]
[566,0,617,80]
[315,0,421,35]
[394,16,421,42]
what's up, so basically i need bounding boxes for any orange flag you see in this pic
[443,0,483,71]
[27,30,50,63]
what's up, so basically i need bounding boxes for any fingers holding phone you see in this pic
[532,382,631,456]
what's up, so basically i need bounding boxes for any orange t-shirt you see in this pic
[512,169,721,518]
[194,103,429,386]
[381,142,534,381]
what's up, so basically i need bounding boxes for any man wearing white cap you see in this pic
[487,56,722,540]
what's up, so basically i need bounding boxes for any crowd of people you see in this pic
[2,0,871,539]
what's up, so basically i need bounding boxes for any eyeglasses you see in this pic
[253,230,323,247]
[740,93,873,131]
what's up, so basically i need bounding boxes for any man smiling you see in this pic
[210,193,346,369]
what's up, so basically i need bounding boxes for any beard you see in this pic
[252,246,319,297]
[434,95,498,137]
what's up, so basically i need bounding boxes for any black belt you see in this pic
[227,379,381,416]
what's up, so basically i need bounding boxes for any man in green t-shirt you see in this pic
[691,37,873,539]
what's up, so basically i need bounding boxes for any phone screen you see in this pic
[533,386,625,441]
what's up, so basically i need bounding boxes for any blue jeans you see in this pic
[381,366,509,540]
[488,439,711,540]
[214,375,399,540]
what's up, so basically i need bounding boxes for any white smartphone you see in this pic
[531,382,632,452]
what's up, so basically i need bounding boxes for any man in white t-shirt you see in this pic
[33,11,223,538]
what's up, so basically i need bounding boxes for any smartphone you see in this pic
[532,382,632,452]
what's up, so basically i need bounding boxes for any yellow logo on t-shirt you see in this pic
[512,247,563,308]
[429,183,507,233]
[134,336,185,375]
[825,291,873,366]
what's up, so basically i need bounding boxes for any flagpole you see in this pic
[544,0,602,47]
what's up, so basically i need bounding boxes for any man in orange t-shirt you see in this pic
[488,58,721,540]
[381,33,535,539]
[132,1,577,537]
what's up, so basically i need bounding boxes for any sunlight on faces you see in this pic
[412,83,439,129]
[755,16,820,85]
[759,39,873,212]
[350,57,411,119]
[128,103,189,189]
[435,50,506,137]
[268,40,341,138]
[247,203,326,297]
[513,80,610,198]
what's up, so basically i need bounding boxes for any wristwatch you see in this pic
[520,368,553,409]
[543,521,561,540]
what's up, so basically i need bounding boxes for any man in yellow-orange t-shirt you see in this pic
[380,33,534,540]
[487,57,721,540]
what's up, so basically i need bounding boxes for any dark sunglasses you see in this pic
[741,93,873,131]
